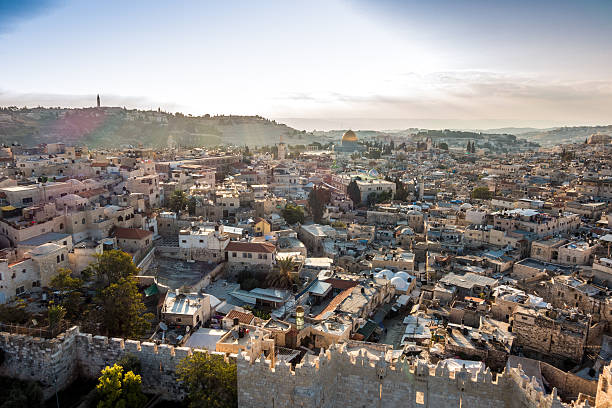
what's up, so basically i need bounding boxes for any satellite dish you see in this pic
[159,322,168,331]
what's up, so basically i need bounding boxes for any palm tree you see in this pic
[265,257,297,289]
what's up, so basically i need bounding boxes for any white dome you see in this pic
[394,271,410,281]
[390,276,409,291]
[377,269,394,280]
[29,243,62,256]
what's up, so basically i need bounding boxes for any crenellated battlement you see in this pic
[0,326,607,407]
[236,341,596,408]
[0,326,191,400]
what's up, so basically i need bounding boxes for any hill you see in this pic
[0,107,309,148]
[519,125,612,146]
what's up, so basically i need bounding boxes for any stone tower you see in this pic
[278,134,287,160]
[96,94,100,108]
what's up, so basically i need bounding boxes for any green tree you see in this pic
[50,268,85,319]
[377,190,392,203]
[50,267,83,290]
[394,178,408,202]
[347,180,361,206]
[177,352,237,408]
[438,142,448,150]
[308,186,331,223]
[48,303,66,335]
[282,204,304,224]
[96,278,153,338]
[96,364,146,408]
[367,192,378,207]
[265,257,298,289]
[331,220,347,228]
[169,190,188,213]
[471,186,493,200]
[187,196,197,216]
[87,250,140,287]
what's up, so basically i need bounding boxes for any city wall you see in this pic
[0,326,196,399]
[0,325,604,407]
[237,343,596,408]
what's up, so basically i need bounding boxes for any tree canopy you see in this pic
[471,186,493,200]
[169,190,188,213]
[266,257,298,289]
[177,352,237,408]
[87,250,140,287]
[96,278,153,338]
[282,204,304,225]
[95,364,146,408]
[347,180,361,206]
[308,186,331,223]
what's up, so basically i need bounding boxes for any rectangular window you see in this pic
[247,253,252,258]
[232,252,237,258]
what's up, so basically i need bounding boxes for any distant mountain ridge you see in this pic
[519,125,612,146]
[0,107,608,148]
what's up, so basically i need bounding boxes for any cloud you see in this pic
[0,0,63,34]
[272,70,612,126]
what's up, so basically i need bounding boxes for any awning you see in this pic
[144,283,159,297]
[1,205,16,211]
[373,302,392,324]
[357,320,377,340]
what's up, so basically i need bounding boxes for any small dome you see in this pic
[342,130,358,142]
[394,271,410,281]
[29,243,62,256]
[375,269,394,280]
[390,276,409,291]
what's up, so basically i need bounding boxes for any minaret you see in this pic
[419,178,425,201]
[96,94,100,108]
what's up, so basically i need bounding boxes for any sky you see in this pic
[1,0,611,130]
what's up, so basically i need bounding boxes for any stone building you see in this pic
[510,306,590,363]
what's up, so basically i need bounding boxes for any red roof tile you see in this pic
[225,309,254,324]
[113,227,152,240]
[324,278,359,291]
[226,241,276,253]
[314,288,353,320]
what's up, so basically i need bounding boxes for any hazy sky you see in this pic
[1,0,611,130]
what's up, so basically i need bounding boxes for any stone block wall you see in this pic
[236,343,578,408]
[0,326,193,400]
[540,362,597,401]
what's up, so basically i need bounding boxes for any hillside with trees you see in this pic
[0,106,312,148]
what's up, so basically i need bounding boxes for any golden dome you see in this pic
[342,130,358,142]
